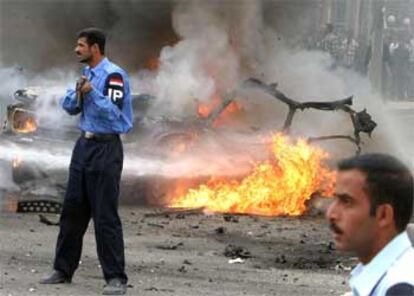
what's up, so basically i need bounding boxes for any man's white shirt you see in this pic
[349,231,414,296]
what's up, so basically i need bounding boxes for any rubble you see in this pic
[144,287,175,293]
[275,255,287,264]
[224,244,252,259]
[38,214,59,226]
[335,262,353,272]
[214,226,226,234]
[223,215,239,223]
[291,256,330,269]
[156,241,184,250]
[143,207,205,218]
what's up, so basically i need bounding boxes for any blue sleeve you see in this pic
[61,88,81,115]
[85,73,133,133]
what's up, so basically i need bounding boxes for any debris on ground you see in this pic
[214,226,226,234]
[228,258,245,264]
[38,214,59,226]
[335,262,352,272]
[1,206,352,295]
[156,241,184,250]
[147,223,165,228]
[224,244,252,259]
[275,254,287,264]
[223,215,239,223]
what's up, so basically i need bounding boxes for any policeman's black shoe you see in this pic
[102,278,127,295]
[39,269,71,284]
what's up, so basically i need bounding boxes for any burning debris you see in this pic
[3,88,39,134]
[154,77,378,217]
[198,91,241,127]
[167,133,336,217]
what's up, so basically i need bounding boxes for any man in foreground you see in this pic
[326,153,414,296]
[40,28,133,295]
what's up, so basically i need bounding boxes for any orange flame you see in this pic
[168,133,336,216]
[197,101,215,118]
[14,116,37,133]
[197,93,242,126]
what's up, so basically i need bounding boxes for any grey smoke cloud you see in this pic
[0,0,175,72]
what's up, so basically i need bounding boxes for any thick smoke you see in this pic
[146,1,242,119]
[0,0,175,72]
[139,0,413,167]
[0,63,81,132]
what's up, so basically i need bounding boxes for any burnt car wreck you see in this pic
[1,80,377,215]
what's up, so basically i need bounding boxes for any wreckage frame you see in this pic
[205,78,377,155]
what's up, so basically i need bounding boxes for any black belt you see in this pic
[81,131,119,142]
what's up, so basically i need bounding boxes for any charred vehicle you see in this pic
[0,80,378,215]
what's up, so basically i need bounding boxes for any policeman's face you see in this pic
[326,169,379,258]
[75,37,92,64]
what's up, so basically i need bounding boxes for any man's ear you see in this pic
[375,203,395,228]
[91,44,99,54]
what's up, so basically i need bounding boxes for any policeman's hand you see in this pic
[78,76,92,94]
[76,76,87,91]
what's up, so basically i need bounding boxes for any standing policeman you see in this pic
[40,28,132,295]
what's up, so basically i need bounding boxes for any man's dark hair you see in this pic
[77,27,106,55]
[338,153,413,232]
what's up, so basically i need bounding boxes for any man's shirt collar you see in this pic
[85,57,109,76]
[349,231,411,296]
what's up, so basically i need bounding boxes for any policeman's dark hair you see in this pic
[338,153,413,232]
[77,27,106,55]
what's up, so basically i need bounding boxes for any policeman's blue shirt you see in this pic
[61,57,133,134]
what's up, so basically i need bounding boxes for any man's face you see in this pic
[75,37,92,63]
[326,169,378,255]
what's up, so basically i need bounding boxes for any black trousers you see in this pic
[53,136,127,283]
